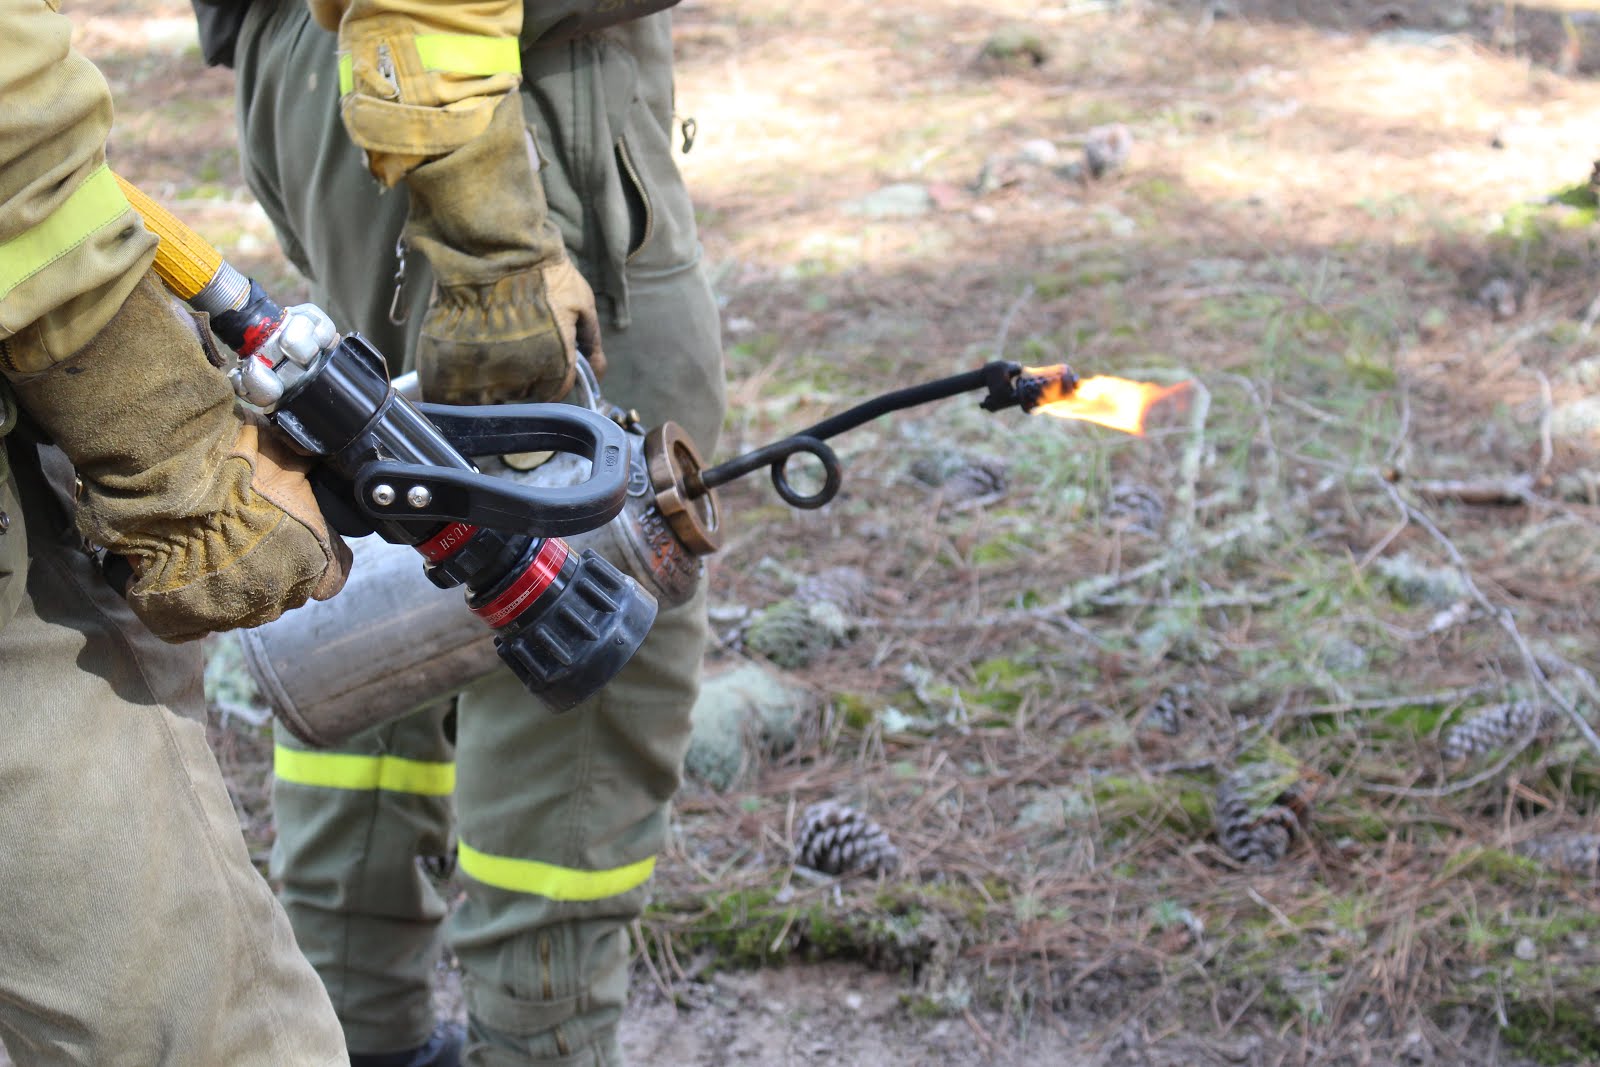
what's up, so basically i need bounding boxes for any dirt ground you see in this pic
[620,963,1100,1066]
[52,0,1600,1063]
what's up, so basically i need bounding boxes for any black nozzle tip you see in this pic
[493,549,658,711]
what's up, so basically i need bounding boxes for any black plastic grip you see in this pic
[352,404,630,538]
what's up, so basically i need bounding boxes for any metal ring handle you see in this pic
[770,437,842,509]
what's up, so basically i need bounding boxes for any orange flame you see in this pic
[1030,375,1190,436]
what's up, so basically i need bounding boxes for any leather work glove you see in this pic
[318,0,602,403]
[403,93,604,406]
[8,272,351,642]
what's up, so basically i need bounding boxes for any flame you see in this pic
[1030,374,1190,436]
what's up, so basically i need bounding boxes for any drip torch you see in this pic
[116,176,658,746]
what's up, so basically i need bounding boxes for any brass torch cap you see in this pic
[646,422,722,556]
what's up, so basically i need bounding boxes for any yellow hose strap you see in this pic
[457,842,656,901]
[0,164,130,303]
[338,34,522,95]
[273,745,456,797]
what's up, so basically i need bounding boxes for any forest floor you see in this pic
[72,0,1600,1062]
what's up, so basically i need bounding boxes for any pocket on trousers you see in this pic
[614,135,654,263]
[610,97,699,275]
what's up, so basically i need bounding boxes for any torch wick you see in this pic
[692,360,1050,500]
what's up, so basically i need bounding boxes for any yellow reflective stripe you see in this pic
[273,745,455,796]
[0,165,131,302]
[457,841,656,901]
[415,35,521,75]
[337,34,520,95]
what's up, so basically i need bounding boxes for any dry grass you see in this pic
[654,1,1600,1063]
[74,0,1600,1061]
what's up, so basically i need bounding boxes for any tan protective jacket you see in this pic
[0,0,155,377]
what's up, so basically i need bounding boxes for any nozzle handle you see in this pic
[355,402,631,537]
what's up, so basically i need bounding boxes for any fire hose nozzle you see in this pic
[256,329,659,741]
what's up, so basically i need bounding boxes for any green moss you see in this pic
[973,656,1031,688]
[971,532,1030,566]
[1503,1000,1600,1065]
[1380,702,1451,738]
[1328,810,1391,843]
[1061,721,1134,760]
[1439,846,1548,888]
[980,24,1049,65]
[1030,271,1077,300]
[963,657,1037,718]
[879,881,1000,930]
[649,888,792,969]
[1132,177,1182,208]
[650,882,973,976]
[834,692,878,731]
[1201,292,1282,329]
[1343,346,1398,389]
[1089,774,1212,836]
[902,992,955,1019]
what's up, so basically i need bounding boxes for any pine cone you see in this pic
[794,566,869,616]
[1216,786,1297,866]
[794,801,900,877]
[942,458,1008,506]
[908,452,1008,506]
[1442,701,1555,763]
[1215,742,1316,867]
[1517,833,1600,877]
[1105,480,1165,536]
[1143,683,1195,735]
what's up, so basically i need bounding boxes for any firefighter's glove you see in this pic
[403,94,603,405]
[7,273,351,642]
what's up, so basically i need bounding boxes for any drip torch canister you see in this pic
[115,176,658,746]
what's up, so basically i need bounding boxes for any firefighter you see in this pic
[0,0,351,1061]
[222,0,727,1062]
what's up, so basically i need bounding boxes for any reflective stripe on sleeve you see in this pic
[0,164,131,302]
[457,841,656,901]
[338,34,522,95]
[273,745,456,796]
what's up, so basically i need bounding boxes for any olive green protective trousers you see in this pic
[234,4,725,1063]
[0,430,346,1066]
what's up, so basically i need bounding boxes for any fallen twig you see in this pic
[1296,683,1497,717]
[1402,475,1536,507]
